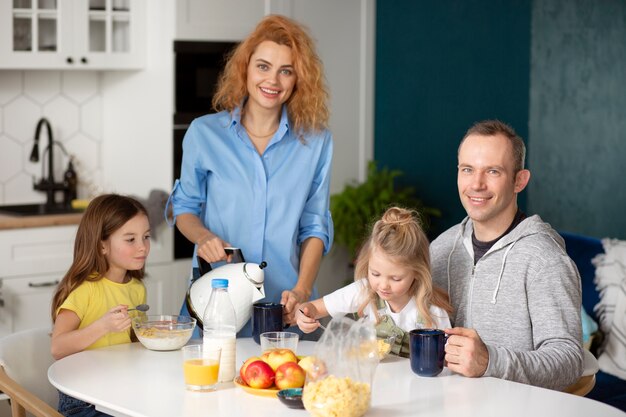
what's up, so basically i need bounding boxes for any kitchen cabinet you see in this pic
[175,0,266,41]
[0,272,59,336]
[0,0,146,70]
[0,225,76,337]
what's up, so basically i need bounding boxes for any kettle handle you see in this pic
[197,256,212,276]
[196,247,245,276]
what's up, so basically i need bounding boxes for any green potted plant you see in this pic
[330,161,441,261]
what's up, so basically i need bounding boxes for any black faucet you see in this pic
[30,118,69,208]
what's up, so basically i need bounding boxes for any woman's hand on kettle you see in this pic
[196,233,233,263]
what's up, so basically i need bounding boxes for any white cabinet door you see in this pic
[0,225,76,277]
[0,0,70,68]
[0,225,76,337]
[176,0,265,41]
[0,273,59,338]
[0,0,146,70]
[71,0,146,69]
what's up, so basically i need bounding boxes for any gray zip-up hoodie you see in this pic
[430,215,583,390]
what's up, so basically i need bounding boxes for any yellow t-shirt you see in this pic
[57,277,146,350]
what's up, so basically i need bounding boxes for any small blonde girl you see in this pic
[296,207,453,357]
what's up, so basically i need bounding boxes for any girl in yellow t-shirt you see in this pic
[50,194,150,416]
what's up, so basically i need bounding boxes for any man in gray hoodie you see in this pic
[430,120,583,390]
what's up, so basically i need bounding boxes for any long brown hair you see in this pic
[212,14,329,136]
[354,207,453,327]
[51,194,148,321]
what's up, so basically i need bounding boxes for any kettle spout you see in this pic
[252,286,265,302]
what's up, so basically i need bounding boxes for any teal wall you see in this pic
[375,0,531,237]
[375,0,626,239]
[528,0,626,239]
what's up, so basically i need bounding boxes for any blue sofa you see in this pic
[560,232,626,412]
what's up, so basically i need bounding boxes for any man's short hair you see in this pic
[459,120,526,173]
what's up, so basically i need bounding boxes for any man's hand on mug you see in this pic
[444,327,489,377]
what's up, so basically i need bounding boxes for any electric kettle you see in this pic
[186,248,267,332]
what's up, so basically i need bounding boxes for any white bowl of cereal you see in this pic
[133,315,196,351]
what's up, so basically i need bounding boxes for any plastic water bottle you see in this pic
[202,278,237,382]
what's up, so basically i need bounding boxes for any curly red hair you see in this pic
[212,14,329,136]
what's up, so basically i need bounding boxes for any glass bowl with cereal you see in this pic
[132,315,196,351]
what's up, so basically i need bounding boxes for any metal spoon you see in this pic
[128,304,150,312]
[299,308,326,331]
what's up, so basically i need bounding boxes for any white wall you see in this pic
[0,71,104,205]
[101,0,175,196]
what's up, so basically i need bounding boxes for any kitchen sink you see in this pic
[0,203,84,217]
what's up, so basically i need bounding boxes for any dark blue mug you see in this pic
[252,302,284,344]
[409,328,447,377]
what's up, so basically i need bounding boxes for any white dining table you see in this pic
[48,338,625,417]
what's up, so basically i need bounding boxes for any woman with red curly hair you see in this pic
[168,15,333,336]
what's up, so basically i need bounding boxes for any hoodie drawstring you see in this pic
[446,230,462,298]
[491,239,519,304]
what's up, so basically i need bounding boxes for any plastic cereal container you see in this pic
[302,316,378,417]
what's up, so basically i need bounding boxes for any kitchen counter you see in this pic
[0,212,83,230]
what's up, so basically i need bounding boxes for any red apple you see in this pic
[275,362,306,389]
[260,348,298,371]
[240,356,262,385]
[244,360,275,389]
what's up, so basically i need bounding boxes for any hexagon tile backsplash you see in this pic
[0,71,104,205]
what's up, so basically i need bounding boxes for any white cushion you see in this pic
[593,238,626,380]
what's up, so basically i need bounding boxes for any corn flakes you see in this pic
[302,376,371,417]
[377,338,391,359]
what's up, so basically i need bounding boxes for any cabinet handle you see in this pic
[28,280,60,288]
[81,57,88,64]
[66,57,74,64]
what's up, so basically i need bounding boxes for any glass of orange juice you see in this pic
[182,344,221,391]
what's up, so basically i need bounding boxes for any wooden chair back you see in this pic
[0,366,62,417]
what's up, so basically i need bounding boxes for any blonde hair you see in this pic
[51,194,148,321]
[353,207,453,327]
[212,14,329,136]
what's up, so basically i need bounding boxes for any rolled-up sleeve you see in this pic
[169,121,207,221]
[299,132,334,254]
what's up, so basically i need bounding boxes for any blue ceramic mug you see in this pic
[409,328,447,377]
[252,302,284,344]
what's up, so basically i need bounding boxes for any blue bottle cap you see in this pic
[211,278,229,288]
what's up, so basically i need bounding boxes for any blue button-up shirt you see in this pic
[168,106,333,333]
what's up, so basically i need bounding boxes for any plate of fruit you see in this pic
[236,348,309,397]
